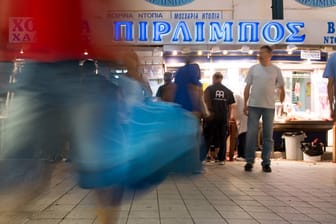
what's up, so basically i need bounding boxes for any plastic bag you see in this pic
[300,139,324,156]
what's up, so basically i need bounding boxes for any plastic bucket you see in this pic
[282,131,306,160]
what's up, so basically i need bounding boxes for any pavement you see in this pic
[1,158,336,224]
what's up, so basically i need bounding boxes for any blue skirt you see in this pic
[74,75,202,189]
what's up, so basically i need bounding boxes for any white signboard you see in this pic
[300,50,321,60]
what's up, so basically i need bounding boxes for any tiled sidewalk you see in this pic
[2,159,336,224]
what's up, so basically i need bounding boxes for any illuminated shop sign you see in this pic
[295,0,336,8]
[113,20,306,44]
[7,14,336,46]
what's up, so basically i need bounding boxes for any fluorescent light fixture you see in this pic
[241,45,250,53]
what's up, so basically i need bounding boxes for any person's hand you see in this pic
[243,105,248,116]
[330,109,336,121]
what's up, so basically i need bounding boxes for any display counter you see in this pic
[273,120,333,133]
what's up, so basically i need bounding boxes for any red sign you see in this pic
[9,17,36,43]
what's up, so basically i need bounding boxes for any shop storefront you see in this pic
[83,6,336,160]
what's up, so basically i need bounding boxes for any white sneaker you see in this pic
[218,161,225,165]
[236,157,245,161]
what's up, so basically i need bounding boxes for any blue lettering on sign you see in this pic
[328,22,335,33]
[153,21,171,41]
[195,22,205,42]
[323,22,336,44]
[113,21,306,44]
[286,22,305,43]
[172,21,192,42]
[114,21,134,41]
[295,0,336,8]
[324,36,336,44]
[262,22,284,43]
[146,0,194,7]
[139,21,148,41]
[209,22,233,42]
[238,22,259,42]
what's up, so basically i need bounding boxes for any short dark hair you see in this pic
[260,45,273,53]
[213,72,223,79]
[164,72,173,81]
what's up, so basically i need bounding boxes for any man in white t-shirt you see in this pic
[243,45,285,172]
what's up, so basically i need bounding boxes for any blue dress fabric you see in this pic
[74,73,202,189]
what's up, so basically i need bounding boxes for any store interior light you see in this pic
[286,44,297,54]
[222,50,228,55]
[304,58,312,64]
[20,49,24,54]
[152,47,163,57]
[181,47,192,54]
[83,50,89,56]
[172,50,178,56]
[321,46,334,52]
[197,50,203,56]
[211,46,221,53]
[241,45,250,53]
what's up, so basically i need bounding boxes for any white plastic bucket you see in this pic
[303,153,321,162]
[282,132,306,160]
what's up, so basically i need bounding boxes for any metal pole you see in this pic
[272,0,284,20]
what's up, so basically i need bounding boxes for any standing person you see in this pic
[203,72,235,165]
[233,93,248,161]
[173,59,208,164]
[243,45,285,172]
[156,71,176,102]
[174,59,206,118]
[228,113,238,161]
[323,52,336,120]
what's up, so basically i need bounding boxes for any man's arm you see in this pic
[278,85,285,103]
[204,89,212,112]
[327,77,335,119]
[243,84,251,115]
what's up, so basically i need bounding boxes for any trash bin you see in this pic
[282,131,306,160]
[301,140,324,162]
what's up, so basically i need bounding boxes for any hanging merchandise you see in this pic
[294,82,300,97]
[306,81,311,96]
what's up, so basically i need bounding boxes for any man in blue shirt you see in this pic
[323,52,336,121]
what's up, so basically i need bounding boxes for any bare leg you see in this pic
[95,186,124,224]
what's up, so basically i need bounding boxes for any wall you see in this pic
[284,0,336,20]
[82,0,336,20]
